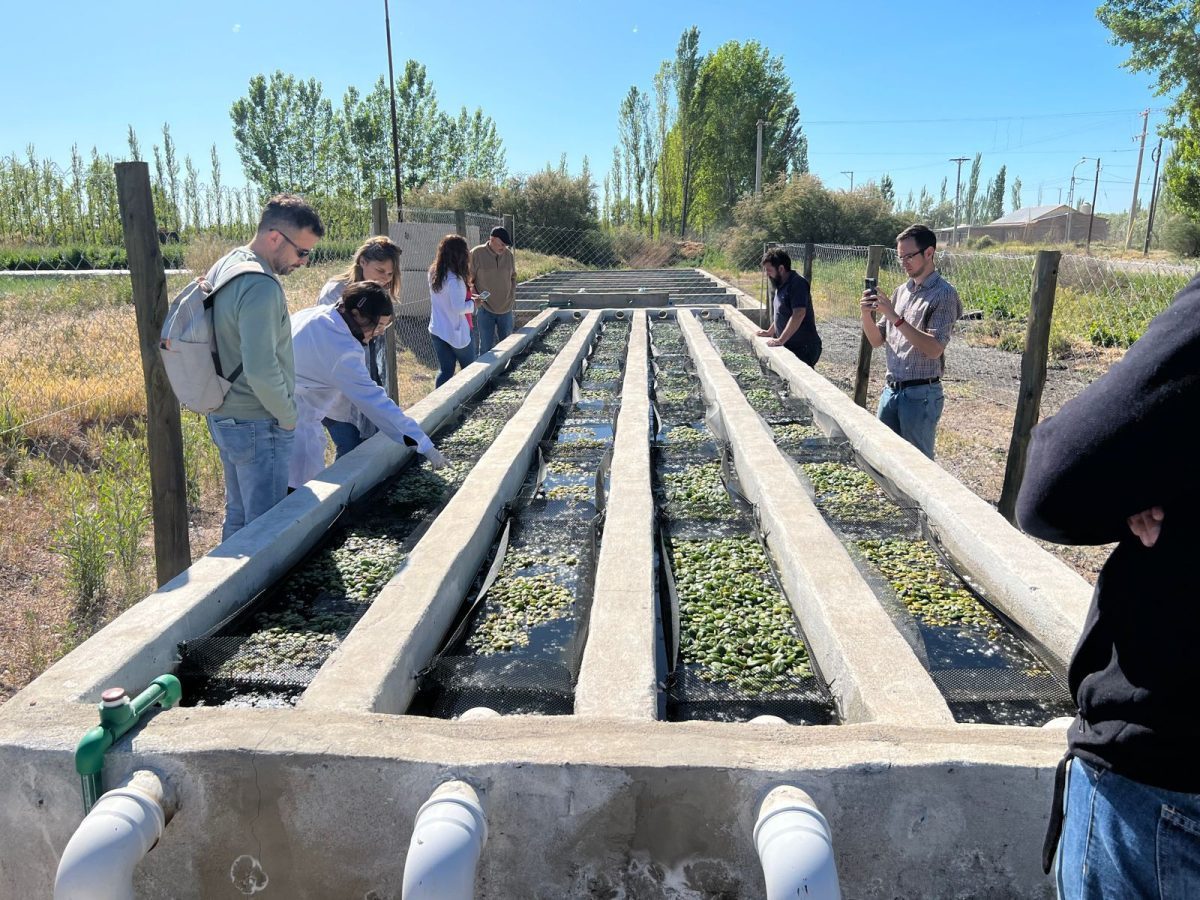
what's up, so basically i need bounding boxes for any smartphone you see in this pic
[478,291,490,300]
[864,277,878,297]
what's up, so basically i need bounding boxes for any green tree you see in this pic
[1097,1,1200,218]
[674,26,705,236]
[964,153,982,224]
[987,164,1007,220]
[618,86,649,227]
[880,174,895,210]
[1010,176,1022,212]
[689,39,805,229]
[230,71,337,195]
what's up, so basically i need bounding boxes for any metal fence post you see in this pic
[997,250,1060,523]
[114,161,191,585]
[852,245,884,408]
[373,197,400,403]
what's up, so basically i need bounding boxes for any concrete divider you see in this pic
[575,311,658,720]
[300,313,604,715]
[718,307,1091,670]
[11,311,560,710]
[677,312,954,725]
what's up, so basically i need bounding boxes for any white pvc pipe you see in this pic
[753,785,841,900]
[55,771,174,900]
[402,780,488,900]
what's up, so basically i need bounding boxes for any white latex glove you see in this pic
[424,447,448,470]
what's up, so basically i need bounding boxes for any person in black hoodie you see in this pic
[1017,271,1200,898]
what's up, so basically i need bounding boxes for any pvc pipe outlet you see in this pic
[749,715,789,726]
[753,785,841,900]
[458,707,501,721]
[402,780,488,900]
[1043,716,1075,730]
[55,771,175,900]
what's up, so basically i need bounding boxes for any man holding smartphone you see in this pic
[859,223,961,459]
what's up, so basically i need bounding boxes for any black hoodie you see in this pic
[1017,271,1200,792]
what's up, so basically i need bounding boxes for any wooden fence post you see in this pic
[852,245,885,408]
[503,214,515,248]
[454,209,468,239]
[802,241,814,283]
[997,250,1060,523]
[372,198,400,403]
[115,162,191,585]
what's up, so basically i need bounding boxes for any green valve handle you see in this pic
[75,674,181,815]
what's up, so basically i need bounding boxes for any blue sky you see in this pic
[0,0,1168,217]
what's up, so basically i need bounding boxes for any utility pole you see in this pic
[383,0,404,221]
[1067,157,1088,243]
[754,119,764,195]
[1143,139,1164,256]
[1086,157,1101,254]
[1125,108,1150,249]
[950,157,969,247]
[841,171,854,192]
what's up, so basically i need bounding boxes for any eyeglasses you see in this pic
[897,249,927,263]
[273,229,312,259]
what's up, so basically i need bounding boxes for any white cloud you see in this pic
[632,25,638,33]
[232,23,241,33]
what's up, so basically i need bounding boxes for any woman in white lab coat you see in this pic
[289,281,447,489]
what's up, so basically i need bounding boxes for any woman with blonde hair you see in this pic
[315,236,402,458]
[427,233,477,387]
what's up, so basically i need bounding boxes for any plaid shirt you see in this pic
[883,270,962,380]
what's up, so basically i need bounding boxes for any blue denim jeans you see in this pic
[322,417,362,460]
[476,308,514,354]
[206,415,295,541]
[1057,757,1200,899]
[876,380,944,459]
[432,335,476,387]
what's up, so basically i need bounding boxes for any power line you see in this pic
[802,108,1165,126]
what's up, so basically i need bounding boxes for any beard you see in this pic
[768,272,784,288]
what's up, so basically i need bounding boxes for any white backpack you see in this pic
[159,256,278,414]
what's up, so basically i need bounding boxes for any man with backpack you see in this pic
[206,194,324,539]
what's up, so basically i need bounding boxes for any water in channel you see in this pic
[650,314,836,725]
[700,315,1074,726]
[409,315,631,718]
[178,320,575,708]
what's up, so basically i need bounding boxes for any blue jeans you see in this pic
[877,380,944,459]
[1057,757,1200,899]
[476,308,514,354]
[206,415,295,541]
[432,335,475,387]
[322,417,362,460]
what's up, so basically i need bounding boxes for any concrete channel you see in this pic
[0,284,1092,898]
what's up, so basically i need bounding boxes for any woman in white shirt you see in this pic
[290,281,447,489]
[315,236,402,458]
[427,233,477,387]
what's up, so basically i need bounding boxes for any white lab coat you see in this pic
[289,304,432,488]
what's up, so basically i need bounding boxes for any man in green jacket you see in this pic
[468,225,517,354]
[208,194,324,539]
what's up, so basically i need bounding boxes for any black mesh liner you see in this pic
[409,319,628,718]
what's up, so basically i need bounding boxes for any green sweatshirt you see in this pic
[209,248,297,428]
[468,243,517,315]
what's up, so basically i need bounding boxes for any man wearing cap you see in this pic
[469,226,517,354]
[859,223,961,459]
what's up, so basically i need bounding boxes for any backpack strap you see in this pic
[203,256,281,382]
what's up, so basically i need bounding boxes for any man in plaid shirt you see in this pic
[859,223,962,459]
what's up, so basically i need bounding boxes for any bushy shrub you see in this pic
[970,235,996,250]
[1161,214,1200,258]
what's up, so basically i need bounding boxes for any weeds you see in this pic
[51,476,111,628]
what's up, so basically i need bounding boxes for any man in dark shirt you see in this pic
[1017,272,1200,898]
[757,248,821,367]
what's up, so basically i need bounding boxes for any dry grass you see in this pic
[0,256,439,703]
